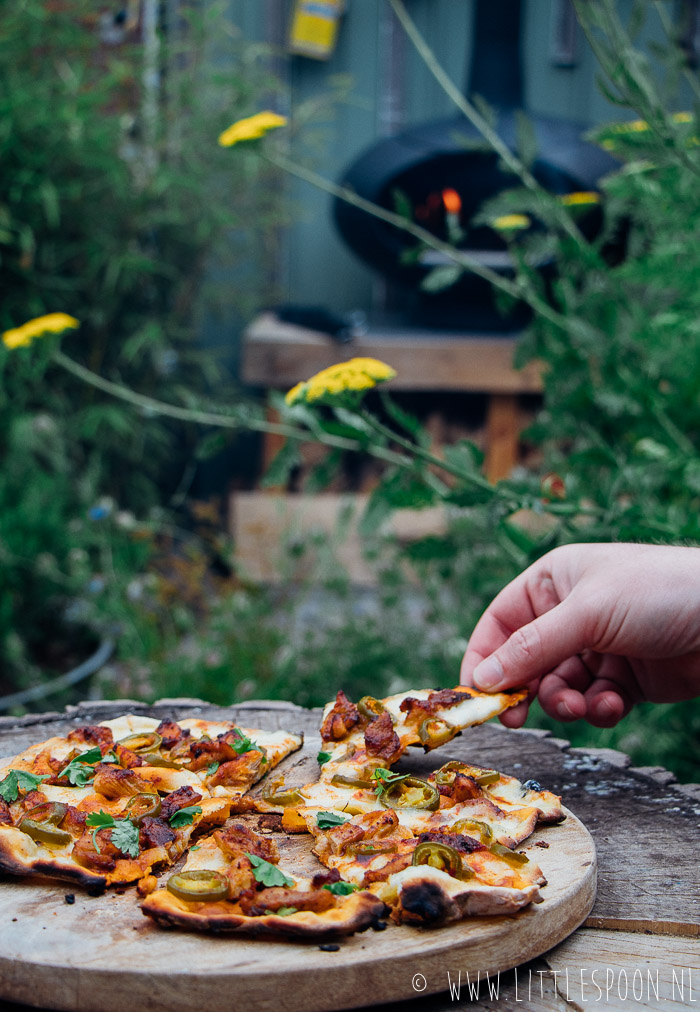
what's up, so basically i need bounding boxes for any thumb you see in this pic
[472,599,587,692]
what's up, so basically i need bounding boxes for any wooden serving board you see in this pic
[0,736,596,1012]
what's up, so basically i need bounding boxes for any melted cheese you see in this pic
[99,715,160,739]
[41,784,95,805]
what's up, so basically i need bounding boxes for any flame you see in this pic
[442,188,461,215]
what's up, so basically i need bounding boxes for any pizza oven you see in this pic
[333,0,617,330]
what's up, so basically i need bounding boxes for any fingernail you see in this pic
[473,657,504,691]
[557,701,573,719]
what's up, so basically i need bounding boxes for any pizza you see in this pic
[0,685,566,940]
[0,714,302,889]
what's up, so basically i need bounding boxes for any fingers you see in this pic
[538,658,592,721]
[584,677,632,727]
[466,599,587,693]
[461,557,565,685]
[536,656,635,727]
[498,677,541,729]
[498,699,530,728]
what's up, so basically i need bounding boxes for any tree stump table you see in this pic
[0,699,698,1012]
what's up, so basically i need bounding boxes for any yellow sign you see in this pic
[289,0,345,60]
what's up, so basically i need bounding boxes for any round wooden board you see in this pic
[0,806,595,1012]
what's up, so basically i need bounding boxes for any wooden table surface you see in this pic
[1,699,698,1011]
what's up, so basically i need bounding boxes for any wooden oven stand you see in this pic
[241,312,543,484]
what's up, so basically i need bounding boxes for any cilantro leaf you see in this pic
[372,768,409,797]
[0,769,50,803]
[317,751,332,765]
[169,805,202,828]
[276,906,298,916]
[62,765,95,788]
[245,852,294,888]
[70,747,103,766]
[231,728,264,757]
[85,810,116,851]
[59,747,119,788]
[323,881,359,895]
[206,761,220,777]
[85,810,140,857]
[316,811,349,829]
[111,819,140,858]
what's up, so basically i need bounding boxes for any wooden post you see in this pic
[484,394,520,482]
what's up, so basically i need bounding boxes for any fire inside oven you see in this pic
[377,151,600,275]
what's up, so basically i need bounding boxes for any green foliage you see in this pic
[0,1,284,696]
[0,0,283,509]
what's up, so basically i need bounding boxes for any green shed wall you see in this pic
[226,1,669,315]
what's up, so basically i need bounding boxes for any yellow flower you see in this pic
[2,313,79,350]
[558,191,600,207]
[672,111,693,124]
[218,111,287,148]
[285,357,397,405]
[614,119,649,134]
[491,214,531,232]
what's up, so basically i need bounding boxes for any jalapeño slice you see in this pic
[126,793,162,824]
[357,696,388,721]
[418,718,458,749]
[331,773,374,790]
[411,841,464,877]
[23,801,67,826]
[261,778,303,807]
[379,776,440,812]
[166,869,229,903]
[451,817,493,845]
[18,804,72,848]
[490,842,529,865]
[434,761,500,787]
[117,731,163,754]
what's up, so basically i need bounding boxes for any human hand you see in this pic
[460,542,700,727]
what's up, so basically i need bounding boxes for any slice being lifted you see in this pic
[318,685,528,776]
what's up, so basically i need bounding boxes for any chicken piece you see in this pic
[320,690,360,742]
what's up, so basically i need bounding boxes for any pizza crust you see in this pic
[0,825,107,888]
[375,864,542,925]
[141,886,387,940]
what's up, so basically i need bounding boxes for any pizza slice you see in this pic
[0,714,303,890]
[140,819,386,940]
[308,809,546,925]
[317,686,527,780]
[256,685,556,850]
[98,714,303,804]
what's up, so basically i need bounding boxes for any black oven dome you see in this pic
[333,111,618,283]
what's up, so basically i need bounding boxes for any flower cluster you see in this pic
[285,357,396,406]
[490,214,531,232]
[2,313,79,350]
[558,191,600,207]
[218,111,287,148]
[598,111,695,151]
